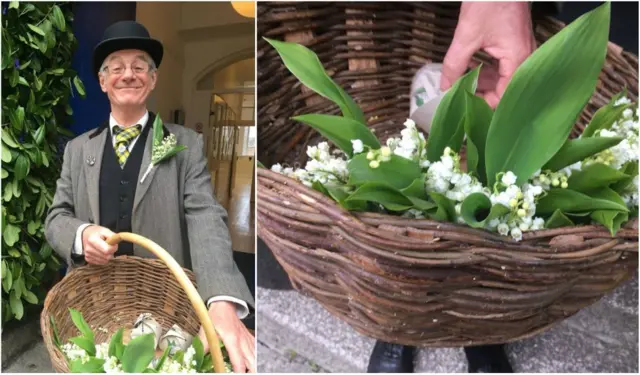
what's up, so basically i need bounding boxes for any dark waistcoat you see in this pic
[99,116,153,256]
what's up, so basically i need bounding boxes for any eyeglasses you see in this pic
[103,63,151,76]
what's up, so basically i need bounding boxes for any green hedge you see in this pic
[1,1,85,323]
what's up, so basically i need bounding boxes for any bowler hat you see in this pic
[93,20,163,77]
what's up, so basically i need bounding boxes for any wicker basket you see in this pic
[257,2,639,346]
[40,233,226,372]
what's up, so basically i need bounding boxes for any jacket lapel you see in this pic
[83,128,108,224]
[133,120,170,215]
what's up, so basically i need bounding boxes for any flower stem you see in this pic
[140,164,154,183]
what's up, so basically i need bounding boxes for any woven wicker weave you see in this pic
[257,1,639,346]
[41,256,202,372]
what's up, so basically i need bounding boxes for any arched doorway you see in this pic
[193,56,256,255]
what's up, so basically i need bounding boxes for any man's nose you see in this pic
[122,66,135,79]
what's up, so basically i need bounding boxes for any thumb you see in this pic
[441,33,479,91]
[198,326,210,353]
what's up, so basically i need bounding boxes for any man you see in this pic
[44,20,256,372]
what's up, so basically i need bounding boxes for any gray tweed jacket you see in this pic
[44,121,255,308]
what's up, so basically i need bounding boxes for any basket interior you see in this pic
[257,2,639,166]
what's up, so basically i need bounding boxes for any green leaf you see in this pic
[41,151,49,167]
[9,291,24,320]
[1,146,11,163]
[49,68,64,75]
[348,153,422,190]
[545,209,575,228]
[582,93,632,137]
[427,65,481,162]
[4,224,20,247]
[52,5,67,32]
[22,290,38,304]
[121,333,156,373]
[589,187,628,235]
[463,92,493,184]
[34,125,45,145]
[1,169,7,179]
[39,243,52,259]
[69,337,98,363]
[9,1,19,9]
[155,145,187,164]
[537,188,628,216]
[50,315,62,348]
[264,37,366,124]
[69,308,95,342]
[17,60,31,70]
[172,350,185,364]
[18,76,28,87]
[2,268,13,293]
[9,106,25,130]
[485,3,611,186]
[200,354,213,372]
[27,24,46,36]
[192,334,205,369]
[108,328,125,360]
[2,129,20,148]
[312,181,367,211]
[611,161,638,193]
[154,346,171,371]
[27,220,39,235]
[543,136,623,171]
[73,76,85,97]
[14,154,30,180]
[143,369,159,373]
[427,192,457,222]
[69,358,105,373]
[460,193,510,228]
[292,114,380,157]
[567,163,629,193]
[346,183,414,211]
[257,160,266,168]
[152,114,164,147]
[35,193,46,216]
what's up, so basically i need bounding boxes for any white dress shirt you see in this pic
[73,111,249,318]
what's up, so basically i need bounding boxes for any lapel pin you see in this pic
[86,156,96,166]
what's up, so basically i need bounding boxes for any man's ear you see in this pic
[149,70,158,90]
[98,73,108,93]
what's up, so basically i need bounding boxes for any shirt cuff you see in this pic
[206,296,250,320]
[73,224,93,255]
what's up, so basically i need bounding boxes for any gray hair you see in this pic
[99,51,157,75]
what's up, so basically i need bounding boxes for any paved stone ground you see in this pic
[256,238,639,373]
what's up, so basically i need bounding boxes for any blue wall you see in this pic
[69,2,137,136]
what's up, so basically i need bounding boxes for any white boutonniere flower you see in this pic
[140,115,187,183]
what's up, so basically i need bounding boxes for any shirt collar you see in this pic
[109,111,149,135]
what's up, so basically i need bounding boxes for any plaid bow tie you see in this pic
[113,125,142,168]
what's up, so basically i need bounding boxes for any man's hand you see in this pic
[440,2,536,108]
[198,301,255,373]
[82,225,118,265]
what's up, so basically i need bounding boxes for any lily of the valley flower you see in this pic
[140,132,187,183]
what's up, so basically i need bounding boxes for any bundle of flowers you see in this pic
[262,3,638,241]
[50,309,232,373]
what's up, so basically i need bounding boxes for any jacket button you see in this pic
[119,196,126,202]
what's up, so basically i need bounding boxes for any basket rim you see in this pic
[257,168,640,243]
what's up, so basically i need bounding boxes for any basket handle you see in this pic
[106,232,226,373]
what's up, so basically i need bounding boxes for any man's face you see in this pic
[99,49,157,108]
